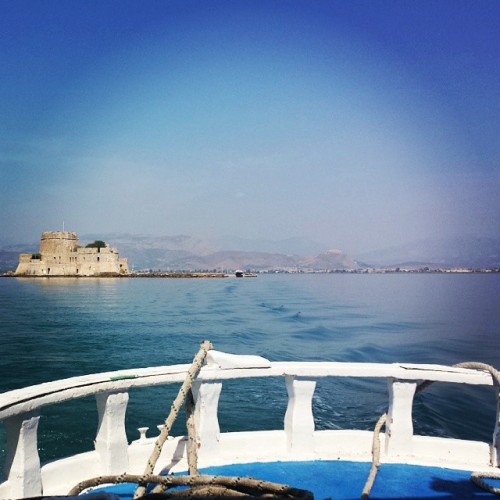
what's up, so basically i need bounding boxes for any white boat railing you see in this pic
[0,349,499,499]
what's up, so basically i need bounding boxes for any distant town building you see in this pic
[15,231,129,276]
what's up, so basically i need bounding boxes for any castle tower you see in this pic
[39,231,79,255]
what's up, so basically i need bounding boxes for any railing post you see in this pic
[3,412,42,498]
[492,386,500,467]
[191,380,222,459]
[284,375,316,454]
[95,391,129,474]
[385,378,417,456]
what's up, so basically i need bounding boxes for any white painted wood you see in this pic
[206,350,271,369]
[137,427,149,442]
[284,376,316,454]
[191,380,222,460]
[40,450,101,496]
[385,379,417,456]
[1,362,494,420]
[3,412,42,498]
[94,391,129,474]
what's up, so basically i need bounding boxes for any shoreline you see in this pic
[0,271,229,279]
[2,268,500,278]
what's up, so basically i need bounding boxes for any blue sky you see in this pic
[1,0,499,254]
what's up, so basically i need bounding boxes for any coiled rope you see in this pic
[69,341,313,500]
[69,473,312,499]
[361,361,500,499]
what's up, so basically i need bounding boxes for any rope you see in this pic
[360,413,386,500]
[134,340,213,498]
[148,390,199,496]
[361,361,500,499]
[471,470,500,495]
[68,474,313,499]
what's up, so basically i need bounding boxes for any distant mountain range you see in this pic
[82,234,358,272]
[1,233,500,273]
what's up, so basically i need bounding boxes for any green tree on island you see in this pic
[85,240,107,249]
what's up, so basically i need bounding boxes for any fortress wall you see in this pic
[15,262,58,276]
[15,254,36,275]
[74,247,127,274]
[19,253,34,263]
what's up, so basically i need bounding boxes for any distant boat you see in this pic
[235,270,257,277]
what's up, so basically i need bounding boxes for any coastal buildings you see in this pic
[15,231,129,276]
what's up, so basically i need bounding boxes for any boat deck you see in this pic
[3,353,500,499]
[92,460,500,499]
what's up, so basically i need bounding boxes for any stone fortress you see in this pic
[15,231,129,276]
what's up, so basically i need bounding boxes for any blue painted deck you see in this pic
[93,461,500,499]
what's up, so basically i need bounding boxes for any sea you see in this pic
[1,273,500,473]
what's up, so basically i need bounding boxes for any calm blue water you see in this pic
[1,273,500,470]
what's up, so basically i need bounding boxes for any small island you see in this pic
[14,231,129,277]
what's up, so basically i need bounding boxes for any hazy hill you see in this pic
[298,249,359,271]
[81,233,216,271]
[82,234,357,271]
[211,236,326,255]
[140,248,360,272]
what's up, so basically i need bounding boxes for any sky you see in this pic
[1,0,499,254]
